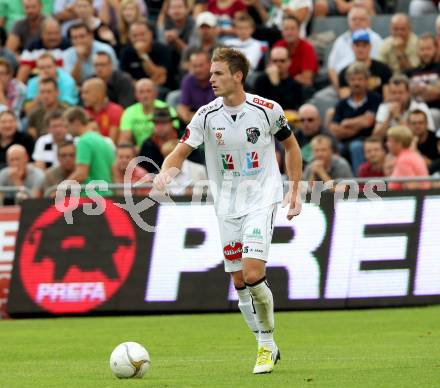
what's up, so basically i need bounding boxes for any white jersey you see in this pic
[181,93,289,218]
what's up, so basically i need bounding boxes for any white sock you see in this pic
[247,277,275,350]
[236,287,259,341]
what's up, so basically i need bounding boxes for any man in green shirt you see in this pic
[119,78,179,148]
[63,106,114,196]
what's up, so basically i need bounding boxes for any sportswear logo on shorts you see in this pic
[246,127,260,144]
[246,152,259,169]
[221,154,235,170]
[223,241,243,260]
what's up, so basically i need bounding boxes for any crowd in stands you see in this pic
[0,0,439,203]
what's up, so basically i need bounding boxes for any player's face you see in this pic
[210,61,239,97]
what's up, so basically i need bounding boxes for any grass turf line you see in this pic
[0,306,440,387]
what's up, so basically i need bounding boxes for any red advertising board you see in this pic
[0,206,20,318]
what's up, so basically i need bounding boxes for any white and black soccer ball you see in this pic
[109,342,150,378]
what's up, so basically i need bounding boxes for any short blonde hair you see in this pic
[387,125,413,148]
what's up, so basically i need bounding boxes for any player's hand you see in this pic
[153,167,180,192]
[282,187,302,220]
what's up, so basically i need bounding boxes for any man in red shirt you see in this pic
[82,77,123,143]
[386,125,430,190]
[358,136,386,178]
[273,15,318,86]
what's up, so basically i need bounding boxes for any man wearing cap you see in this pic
[138,107,179,173]
[338,29,392,99]
[182,12,223,71]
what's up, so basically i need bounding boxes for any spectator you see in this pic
[327,5,383,89]
[429,129,440,175]
[357,136,385,178]
[0,144,44,204]
[62,0,118,49]
[33,109,73,169]
[112,143,151,196]
[0,27,17,73]
[207,0,247,39]
[183,12,222,71]
[119,21,174,95]
[383,152,396,177]
[407,109,439,167]
[272,15,318,87]
[42,140,76,197]
[156,0,195,64]
[223,14,264,71]
[409,0,439,15]
[63,22,118,84]
[92,51,135,108]
[338,29,392,99]
[406,33,440,125]
[27,78,68,139]
[160,138,208,195]
[117,0,145,46]
[25,53,78,114]
[295,103,336,165]
[62,107,115,194]
[378,13,419,74]
[6,0,45,54]
[0,59,27,118]
[329,62,381,174]
[138,107,180,172]
[386,125,430,190]
[266,0,313,38]
[314,0,376,16]
[177,49,216,124]
[119,79,179,148]
[0,110,34,169]
[254,46,303,111]
[302,134,353,183]
[374,74,435,137]
[81,77,123,143]
[17,18,70,83]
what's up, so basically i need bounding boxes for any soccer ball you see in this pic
[109,342,150,378]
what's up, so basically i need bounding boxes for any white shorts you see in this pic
[217,204,278,273]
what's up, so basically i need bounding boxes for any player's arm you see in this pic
[281,133,303,220]
[154,142,193,191]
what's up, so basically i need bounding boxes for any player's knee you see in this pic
[231,271,245,289]
[243,269,263,285]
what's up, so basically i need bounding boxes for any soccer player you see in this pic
[154,48,302,374]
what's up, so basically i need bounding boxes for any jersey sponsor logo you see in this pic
[246,151,259,169]
[223,241,243,260]
[212,127,225,131]
[198,102,220,116]
[246,127,260,144]
[215,132,225,146]
[180,127,190,143]
[221,154,235,170]
[252,97,274,109]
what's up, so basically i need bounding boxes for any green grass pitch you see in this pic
[1,306,440,388]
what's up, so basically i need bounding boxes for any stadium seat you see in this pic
[395,0,411,13]
[311,16,347,38]
[166,90,181,108]
[371,15,392,38]
[411,14,438,36]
